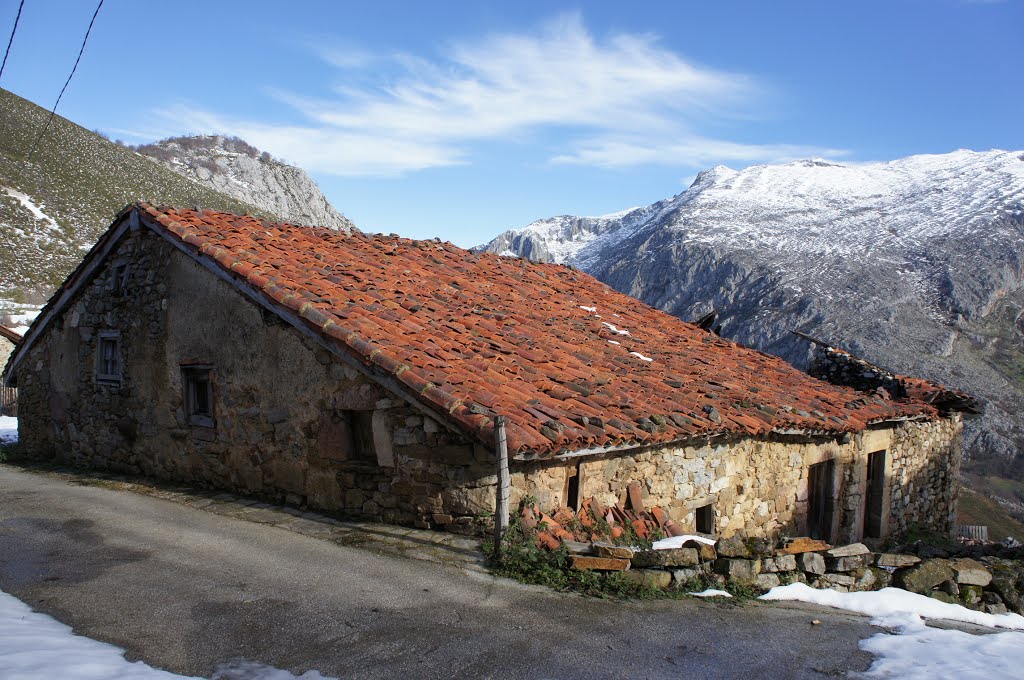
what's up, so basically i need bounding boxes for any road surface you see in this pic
[0,464,878,679]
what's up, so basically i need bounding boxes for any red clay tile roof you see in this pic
[125,204,939,458]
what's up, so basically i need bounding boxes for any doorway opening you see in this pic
[807,460,836,541]
[863,450,887,539]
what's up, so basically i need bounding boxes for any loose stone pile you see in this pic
[525,497,1024,612]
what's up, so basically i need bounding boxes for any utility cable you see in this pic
[0,0,25,81]
[27,0,103,161]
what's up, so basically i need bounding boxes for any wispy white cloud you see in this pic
[157,13,844,176]
[553,136,849,168]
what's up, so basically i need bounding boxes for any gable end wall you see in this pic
[13,228,495,530]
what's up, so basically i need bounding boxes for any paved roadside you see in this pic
[6,461,487,574]
[0,464,878,679]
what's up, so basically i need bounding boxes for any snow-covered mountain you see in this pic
[482,150,1024,469]
[135,136,354,233]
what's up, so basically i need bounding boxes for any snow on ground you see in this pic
[651,534,716,550]
[0,588,336,679]
[688,589,732,598]
[760,583,1024,630]
[2,187,60,231]
[858,612,1024,680]
[0,305,40,336]
[0,416,16,444]
[761,583,1024,679]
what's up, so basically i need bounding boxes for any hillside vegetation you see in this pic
[0,88,275,307]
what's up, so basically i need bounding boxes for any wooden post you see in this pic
[493,415,511,559]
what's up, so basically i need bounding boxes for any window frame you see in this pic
[109,261,130,296]
[181,364,216,429]
[95,331,122,384]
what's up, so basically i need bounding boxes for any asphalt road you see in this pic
[0,464,879,679]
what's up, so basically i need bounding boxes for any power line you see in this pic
[27,0,104,161]
[0,0,25,81]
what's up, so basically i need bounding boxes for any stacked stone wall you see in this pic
[511,417,961,544]
[887,415,962,537]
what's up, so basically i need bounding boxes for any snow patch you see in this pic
[0,587,338,679]
[759,583,1024,630]
[629,351,653,362]
[0,587,197,679]
[579,305,597,313]
[689,589,732,598]
[857,612,1024,680]
[652,534,716,549]
[3,187,59,231]
[601,322,630,336]
[759,583,1024,679]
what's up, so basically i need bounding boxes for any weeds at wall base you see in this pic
[484,514,739,601]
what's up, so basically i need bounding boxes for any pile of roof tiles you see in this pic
[520,482,685,550]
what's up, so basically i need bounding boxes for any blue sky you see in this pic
[0,1,1021,246]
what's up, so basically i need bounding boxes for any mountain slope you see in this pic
[133,135,354,232]
[0,88,275,307]
[482,150,1024,472]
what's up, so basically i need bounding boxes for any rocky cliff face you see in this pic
[135,135,354,232]
[481,150,1024,473]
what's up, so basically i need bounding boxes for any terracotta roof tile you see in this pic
[132,204,937,457]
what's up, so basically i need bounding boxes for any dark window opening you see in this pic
[863,450,887,539]
[96,333,121,383]
[807,460,836,541]
[564,461,583,511]
[110,262,130,295]
[344,410,377,464]
[696,503,715,534]
[182,365,215,428]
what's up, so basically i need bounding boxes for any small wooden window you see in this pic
[109,262,130,295]
[96,332,121,383]
[696,503,715,534]
[182,365,215,427]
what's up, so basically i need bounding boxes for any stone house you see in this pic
[0,325,21,415]
[3,204,976,543]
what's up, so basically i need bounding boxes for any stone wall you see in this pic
[14,229,493,530]
[886,415,962,537]
[509,417,961,544]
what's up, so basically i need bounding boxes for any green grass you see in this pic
[0,88,278,306]
[957,487,1024,543]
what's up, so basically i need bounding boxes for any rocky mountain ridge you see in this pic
[482,150,1024,474]
[134,135,354,232]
